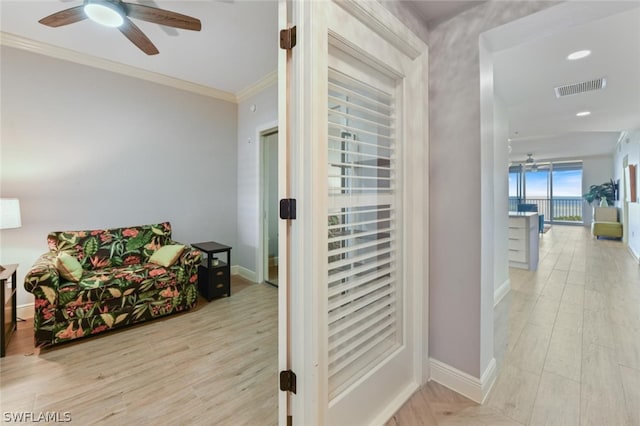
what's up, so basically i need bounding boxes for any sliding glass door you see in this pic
[551,162,583,222]
[509,161,583,224]
[508,166,524,210]
[525,164,551,220]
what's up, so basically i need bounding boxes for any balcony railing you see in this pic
[509,197,583,222]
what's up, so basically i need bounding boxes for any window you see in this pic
[509,161,583,223]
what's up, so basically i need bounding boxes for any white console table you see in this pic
[508,212,539,270]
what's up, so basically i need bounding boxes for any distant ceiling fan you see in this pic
[525,153,538,172]
[38,0,202,55]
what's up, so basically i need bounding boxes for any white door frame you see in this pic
[281,1,429,424]
[277,2,293,424]
[256,121,279,285]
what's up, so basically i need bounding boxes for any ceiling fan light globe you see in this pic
[84,2,124,28]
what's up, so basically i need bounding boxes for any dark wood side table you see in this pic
[191,242,232,301]
[1,263,18,357]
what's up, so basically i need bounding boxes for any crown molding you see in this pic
[0,32,237,103]
[333,0,426,60]
[236,70,277,103]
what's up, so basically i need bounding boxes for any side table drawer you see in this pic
[197,264,230,301]
[0,264,18,358]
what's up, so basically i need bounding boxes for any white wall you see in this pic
[428,0,555,379]
[614,130,640,260]
[582,155,615,225]
[266,132,279,258]
[236,84,278,278]
[493,94,510,302]
[0,46,238,307]
[479,38,496,375]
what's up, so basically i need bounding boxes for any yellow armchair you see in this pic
[591,207,622,239]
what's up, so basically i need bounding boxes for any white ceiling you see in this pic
[1,1,638,164]
[0,0,279,95]
[0,0,485,96]
[492,2,640,164]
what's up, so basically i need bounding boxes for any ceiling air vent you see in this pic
[554,77,607,98]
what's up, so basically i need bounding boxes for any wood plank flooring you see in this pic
[0,277,278,426]
[3,227,638,425]
[388,225,640,425]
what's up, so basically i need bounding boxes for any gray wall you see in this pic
[428,1,556,378]
[380,1,430,43]
[236,84,278,277]
[0,46,238,306]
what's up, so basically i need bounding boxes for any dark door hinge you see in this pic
[279,369,297,394]
[280,26,297,50]
[280,199,297,220]
[287,415,293,426]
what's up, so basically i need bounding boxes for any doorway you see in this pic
[261,128,279,287]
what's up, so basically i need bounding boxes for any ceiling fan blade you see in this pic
[124,3,201,31]
[137,1,179,37]
[118,17,159,55]
[39,6,87,27]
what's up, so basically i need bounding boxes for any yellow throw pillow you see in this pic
[56,252,83,282]
[149,244,185,267]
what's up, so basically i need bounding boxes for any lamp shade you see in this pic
[0,198,22,229]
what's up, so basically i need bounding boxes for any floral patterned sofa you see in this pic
[24,222,201,348]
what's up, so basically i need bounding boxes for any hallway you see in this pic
[389,225,640,425]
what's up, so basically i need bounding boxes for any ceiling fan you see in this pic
[38,0,202,55]
[525,153,538,172]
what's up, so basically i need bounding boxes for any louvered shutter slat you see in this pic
[327,68,401,399]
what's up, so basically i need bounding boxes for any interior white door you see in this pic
[280,1,428,425]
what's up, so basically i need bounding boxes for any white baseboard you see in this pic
[429,357,496,404]
[480,358,497,403]
[17,303,34,320]
[628,246,640,264]
[494,278,511,307]
[232,265,257,282]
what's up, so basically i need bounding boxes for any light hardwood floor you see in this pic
[3,227,638,425]
[388,225,640,425]
[0,277,278,425]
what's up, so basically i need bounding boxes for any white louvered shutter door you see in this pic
[327,67,402,399]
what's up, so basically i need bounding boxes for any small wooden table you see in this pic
[1,264,18,357]
[191,242,232,301]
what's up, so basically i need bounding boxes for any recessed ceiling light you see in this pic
[576,111,591,117]
[567,50,591,60]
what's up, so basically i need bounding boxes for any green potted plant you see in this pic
[583,179,616,206]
